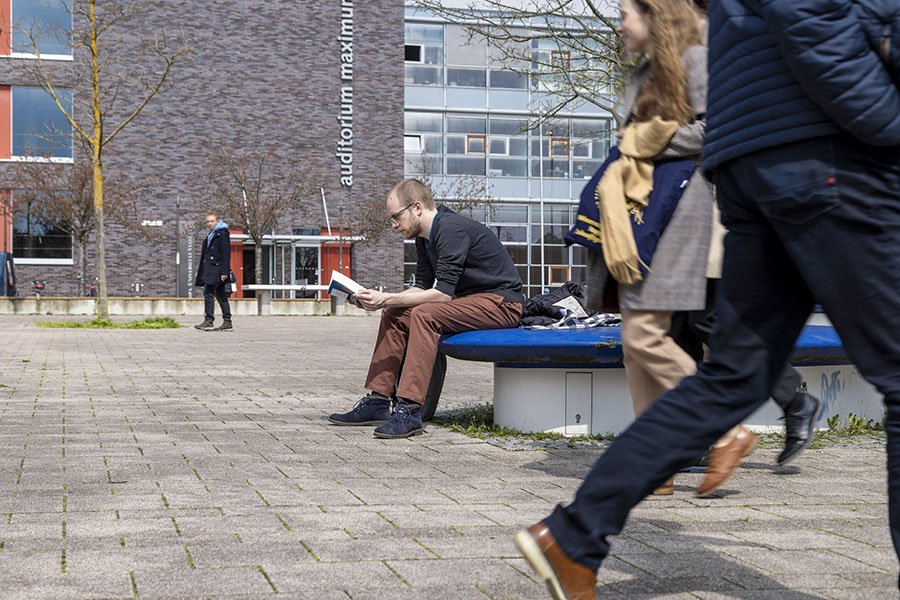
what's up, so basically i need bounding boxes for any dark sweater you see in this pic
[413,205,523,304]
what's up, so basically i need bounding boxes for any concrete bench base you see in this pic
[493,364,881,436]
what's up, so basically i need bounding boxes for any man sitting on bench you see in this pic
[328,179,524,438]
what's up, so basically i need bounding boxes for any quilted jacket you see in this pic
[703,0,900,171]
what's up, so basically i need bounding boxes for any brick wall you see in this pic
[0,0,404,296]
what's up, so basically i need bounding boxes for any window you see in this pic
[489,118,526,135]
[404,112,442,176]
[446,67,486,88]
[466,135,486,154]
[447,135,466,154]
[489,70,527,89]
[446,25,486,66]
[489,158,527,177]
[404,23,443,44]
[447,156,485,175]
[489,137,508,155]
[508,138,528,156]
[551,50,571,70]
[404,134,422,153]
[549,265,570,285]
[405,45,422,62]
[573,118,610,137]
[12,86,73,159]
[13,201,72,261]
[550,138,569,157]
[405,112,442,132]
[531,158,569,179]
[404,22,442,85]
[447,116,485,134]
[11,0,72,56]
[405,64,442,86]
[542,120,569,138]
[404,43,441,65]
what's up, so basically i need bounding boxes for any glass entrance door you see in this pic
[293,245,320,298]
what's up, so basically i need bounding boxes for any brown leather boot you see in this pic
[653,476,674,495]
[696,425,758,497]
[515,522,597,600]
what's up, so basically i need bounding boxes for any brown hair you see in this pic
[629,0,701,125]
[388,179,435,209]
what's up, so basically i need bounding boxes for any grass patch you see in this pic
[431,402,615,446]
[807,412,885,448]
[36,317,182,329]
[437,403,886,450]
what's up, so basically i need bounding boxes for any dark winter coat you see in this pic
[703,0,900,171]
[195,225,231,287]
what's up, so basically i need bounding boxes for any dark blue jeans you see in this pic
[545,134,900,570]
[203,283,231,320]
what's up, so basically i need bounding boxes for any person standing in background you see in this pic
[194,212,233,332]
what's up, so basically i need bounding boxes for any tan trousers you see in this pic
[365,293,522,404]
[619,307,698,417]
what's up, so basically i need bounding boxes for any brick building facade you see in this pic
[0,0,405,297]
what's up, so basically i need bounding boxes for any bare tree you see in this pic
[339,151,497,254]
[13,145,163,296]
[14,0,191,317]
[14,156,95,296]
[412,0,624,128]
[204,145,319,287]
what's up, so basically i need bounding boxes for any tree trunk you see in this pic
[90,0,108,319]
[254,238,263,289]
[93,157,108,319]
[88,0,109,319]
[76,237,86,296]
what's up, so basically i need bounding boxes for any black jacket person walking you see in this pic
[194,213,233,331]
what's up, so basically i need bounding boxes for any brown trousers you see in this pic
[620,306,697,417]
[365,293,522,404]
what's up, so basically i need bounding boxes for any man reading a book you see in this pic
[328,179,524,438]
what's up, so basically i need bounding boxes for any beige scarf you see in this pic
[597,116,679,284]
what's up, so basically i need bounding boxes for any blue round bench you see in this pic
[437,324,880,436]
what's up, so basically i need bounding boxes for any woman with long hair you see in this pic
[584,0,757,495]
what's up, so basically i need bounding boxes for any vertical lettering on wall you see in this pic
[336,0,354,187]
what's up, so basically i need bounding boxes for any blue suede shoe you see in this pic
[328,393,392,426]
[373,398,425,439]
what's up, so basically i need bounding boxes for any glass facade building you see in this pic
[403,8,614,297]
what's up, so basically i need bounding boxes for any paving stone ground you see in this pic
[0,314,895,599]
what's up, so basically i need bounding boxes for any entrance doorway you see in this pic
[293,245,320,298]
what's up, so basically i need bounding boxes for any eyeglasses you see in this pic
[389,203,415,226]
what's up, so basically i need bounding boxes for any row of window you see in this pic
[406,133,606,158]
[405,113,610,137]
[405,65,591,90]
[404,22,599,68]
[404,22,607,92]
[405,112,610,178]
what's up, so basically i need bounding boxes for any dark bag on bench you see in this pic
[520,281,589,326]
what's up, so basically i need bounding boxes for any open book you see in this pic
[327,270,362,301]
